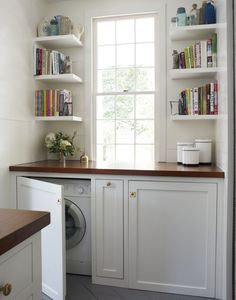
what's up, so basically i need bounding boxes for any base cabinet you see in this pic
[94,180,124,280]
[128,180,217,297]
[0,233,41,300]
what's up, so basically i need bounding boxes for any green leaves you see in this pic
[45,131,76,157]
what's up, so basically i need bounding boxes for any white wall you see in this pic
[44,0,218,162]
[0,0,47,208]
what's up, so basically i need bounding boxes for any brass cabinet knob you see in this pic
[106,182,111,187]
[0,283,12,296]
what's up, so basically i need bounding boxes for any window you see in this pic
[94,14,156,163]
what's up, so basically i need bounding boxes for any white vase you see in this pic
[59,153,66,166]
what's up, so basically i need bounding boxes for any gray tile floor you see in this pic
[43,274,215,300]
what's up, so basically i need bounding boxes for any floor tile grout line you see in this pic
[77,276,99,300]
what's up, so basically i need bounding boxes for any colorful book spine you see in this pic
[207,39,213,68]
[177,81,218,116]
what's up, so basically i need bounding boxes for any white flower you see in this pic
[45,133,56,148]
[60,139,71,150]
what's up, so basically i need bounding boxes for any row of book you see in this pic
[177,33,217,69]
[34,47,67,76]
[35,89,73,117]
[178,81,218,115]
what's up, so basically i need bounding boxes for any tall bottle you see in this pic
[204,0,216,24]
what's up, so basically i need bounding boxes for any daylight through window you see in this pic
[94,14,156,163]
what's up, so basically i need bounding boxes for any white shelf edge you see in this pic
[34,34,83,47]
[35,116,83,122]
[170,68,218,79]
[171,115,218,121]
[170,23,226,41]
[34,74,83,83]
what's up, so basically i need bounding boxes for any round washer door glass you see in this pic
[65,198,86,250]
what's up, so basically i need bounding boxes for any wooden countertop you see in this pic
[9,160,224,178]
[0,209,50,255]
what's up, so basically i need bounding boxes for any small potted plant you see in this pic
[45,131,76,164]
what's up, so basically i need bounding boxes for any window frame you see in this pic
[91,11,166,163]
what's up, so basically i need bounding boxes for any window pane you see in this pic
[136,68,155,91]
[98,46,115,69]
[136,17,154,42]
[117,68,135,92]
[116,19,134,44]
[97,120,115,144]
[116,120,134,144]
[116,95,134,119]
[136,145,154,162]
[97,96,115,119]
[136,120,154,143]
[97,21,115,45]
[97,69,116,92]
[136,43,154,67]
[117,44,135,67]
[116,145,134,163]
[97,145,115,162]
[136,95,154,119]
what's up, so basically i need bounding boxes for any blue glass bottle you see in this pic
[204,0,216,24]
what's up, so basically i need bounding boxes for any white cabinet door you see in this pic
[129,180,217,297]
[95,180,124,279]
[17,177,65,300]
[0,233,41,300]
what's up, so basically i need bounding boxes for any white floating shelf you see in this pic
[34,74,82,83]
[170,68,218,79]
[171,115,218,121]
[34,34,83,48]
[35,116,83,122]
[170,23,225,41]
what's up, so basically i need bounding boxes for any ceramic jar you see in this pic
[182,147,200,166]
[177,142,194,164]
[195,139,212,164]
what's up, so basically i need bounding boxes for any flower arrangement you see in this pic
[45,131,76,157]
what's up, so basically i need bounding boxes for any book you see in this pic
[207,39,213,68]
[193,87,199,115]
[214,80,218,114]
[195,42,201,68]
[200,40,207,68]
[210,83,215,114]
[184,47,190,69]
[212,33,217,67]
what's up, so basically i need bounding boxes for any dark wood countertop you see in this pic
[9,160,224,178]
[0,209,50,255]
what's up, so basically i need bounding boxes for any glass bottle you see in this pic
[190,4,199,25]
[176,7,187,27]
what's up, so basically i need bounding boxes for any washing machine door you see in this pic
[65,198,86,250]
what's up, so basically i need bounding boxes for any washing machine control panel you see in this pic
[64,181,91,197]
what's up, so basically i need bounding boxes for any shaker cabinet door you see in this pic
[17,176,65,300]
[95,179,124,279]
[129,180,217,298]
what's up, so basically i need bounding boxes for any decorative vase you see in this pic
[59,153,66,166]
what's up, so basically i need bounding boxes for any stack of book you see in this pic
[177,33,217,69]
[35,89,73,117]
[34,48,67,75]
[178,80,218,115]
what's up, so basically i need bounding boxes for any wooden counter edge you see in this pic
[0,211,50,255]
[9,165,225,178]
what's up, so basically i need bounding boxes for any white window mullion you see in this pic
[94,14,156,164]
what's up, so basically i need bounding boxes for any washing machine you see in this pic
[45,178,91,275]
